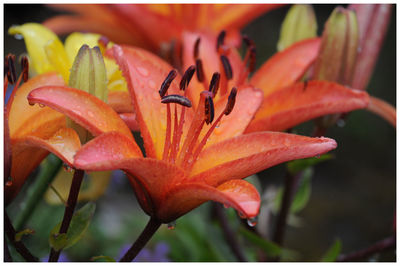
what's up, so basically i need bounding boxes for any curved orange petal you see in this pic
[250,38,321,97]
[366,96,396,128]
[210,4,283,31]
[157,179,260,223]
[13,127,81,167]
[246,80,370,132]
[27,86,133,140]
[182,31,245,106]
[108,91,134,113]
[190,131,337,186]
[9,72,65,137]
[113,44,193,159]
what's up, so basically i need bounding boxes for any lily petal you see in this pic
[113,44,192,159]
[27,85,133,140]
[108,91,134,113]
[157,179,260,222]
[190,131,337,186]
[246,80,370,132]
[119,113,139,131]
[13,127,81,167]
[250,38,321,97]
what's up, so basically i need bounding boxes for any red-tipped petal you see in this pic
[246,80,370,132]
[190,131,337,186]
[250,38,321,97]
[157,179,260,223]
[14,127,81,167]
[113,44,193,159]
[27,86,133,140]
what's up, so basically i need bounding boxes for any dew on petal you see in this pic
[137,66,149,77]
[247,217,258,227]
[167,221,176,230]
[63,163,74,173]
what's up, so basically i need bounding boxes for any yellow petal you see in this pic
[45,39,71,82]
[8,23,62,74]
[64,32,101,63]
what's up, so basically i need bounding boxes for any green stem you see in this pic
[119,217,162,262]
[14,154,62,231]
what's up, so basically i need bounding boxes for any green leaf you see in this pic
[49,233,68,251]
[91,255,116,262]
[287,154,333,175]
[15,228,35,242]
[239,227,281,257]
[321,239,342,262]
[290,167,313,213]
[49,202,96,251]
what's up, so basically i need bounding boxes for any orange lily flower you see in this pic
[44,4,282,52]
[180,31,370,133]
[5,69,132,205]
[25,44,339,224]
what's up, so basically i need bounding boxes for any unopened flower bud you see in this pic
[349,4,392,90]
[67,44,108,143]
[277,4,317,51]
[314,7,358,86]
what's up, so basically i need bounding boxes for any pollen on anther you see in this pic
[161,94,192,107]
[194,37,201,59]
[209,72,220,96]
[159,69,178,97]
[217,30,226,51]
[205,96,215,125]
[224,87,237,115]
[180,65,196,91]
[220,55,233,80]
[196,59,205,82]
[6,54,17,85]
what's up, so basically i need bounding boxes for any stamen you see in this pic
[195,59,205,82]
[169,104,179,163]
[248,47,256,73]
[159,69,178,97]
[6,54,16,85]
[242,35,257,73]
[220,55,233,80]
[224,87,237,115]
[208,72,220,96]
[161,94,192,107]
[20,55,29,82]
[162,104,172,161]
[193,37,201,59]
[180,65,196,91]
[216,30,226,51]
[204,96,215,125]
[242,35,255,48]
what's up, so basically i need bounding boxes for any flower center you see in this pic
[158,66,237,172]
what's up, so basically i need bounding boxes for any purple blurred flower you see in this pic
[41,253,70,262]
[119,242,170,262]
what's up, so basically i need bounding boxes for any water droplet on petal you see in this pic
[336,119,345,128]
[5,180,13,187]
[247,217,258,227]
[137,66,149,77]
[28,102,35,106]
[148,80,156,90]
[88,111,94,118]
[63,163,74,173]
[14,34,23,40]
[38,103,45,108]
[238,211,246,219]
[167,221,176,230]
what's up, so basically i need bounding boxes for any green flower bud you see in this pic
[314,7,359,86]
[277,4,317,51]
[67,44,108,143]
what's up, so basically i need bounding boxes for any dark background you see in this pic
[4,4,396,261]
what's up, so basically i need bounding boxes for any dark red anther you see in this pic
[6,54,17,85]
[217,30,226,51]
[242,35,255,48]
[249,46,256,73]
[180,65,196,91]
[204,96,215,125]
[220,55,233,80]
[208,72,220,96]
[20,56,29,82]
[196,59,205,82]
[161,94,192,107]
[224,87,237,115]
[159,69,178,98]
[194,37,201,59]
